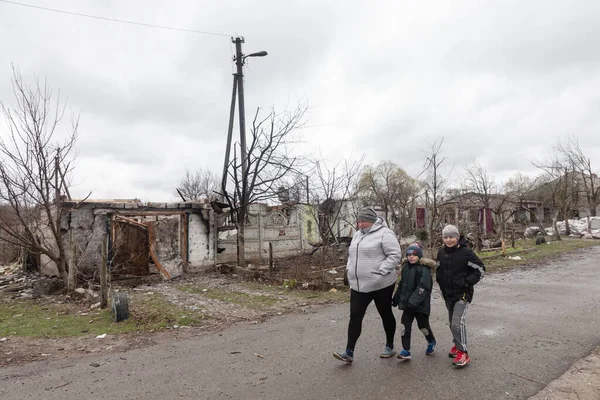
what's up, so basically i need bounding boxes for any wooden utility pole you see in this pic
[220,73,238,197]
[269,242,274,274]
[233,37,248,184]
[68,228,76,291]
[100,233,108,308]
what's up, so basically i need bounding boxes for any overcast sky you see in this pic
[1,0,599,202]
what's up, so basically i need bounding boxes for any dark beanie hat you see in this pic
[357,207,378,223]
[406,244,423,258]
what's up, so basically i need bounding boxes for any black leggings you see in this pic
[347,284,396,351]
[400,310,435,351]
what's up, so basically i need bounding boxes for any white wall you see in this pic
[187,213,214,270]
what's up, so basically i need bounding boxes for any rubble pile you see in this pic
[547,216,600,238]
[0,268,64,299]
[0,262,21,276]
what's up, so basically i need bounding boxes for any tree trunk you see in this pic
[587,215,592,232]
[57,256,69,286]
[237,223,246,268]
[68,229,76,291]
[552,211,562,240]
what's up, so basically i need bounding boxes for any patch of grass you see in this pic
[0,292,207,338]
[238,281,349,303]
[287,287,349,302]
[481,238,599,272]
[128,292,207,329]
[178,284,279,309]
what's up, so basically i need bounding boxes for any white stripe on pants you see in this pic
[446,299,469,352]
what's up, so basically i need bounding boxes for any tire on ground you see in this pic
[111,291,130,322]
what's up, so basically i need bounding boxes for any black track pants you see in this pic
[400,310,435,351]
[347,283,396,351]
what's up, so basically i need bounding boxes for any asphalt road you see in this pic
[2,246,600,400]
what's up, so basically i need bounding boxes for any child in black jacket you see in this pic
[436,225,485,367]
[392,244,436,360]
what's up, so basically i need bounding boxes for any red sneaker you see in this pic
[452,350,471,367]
[448,345,458,358]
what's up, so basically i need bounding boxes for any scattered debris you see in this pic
[95,334,107,339]
[545,217,600,238]
[0,262,21,276]
[254,353,264,359]
[508,256,522,260]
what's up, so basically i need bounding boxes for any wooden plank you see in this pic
[147,222,171,280]
[113,215,148,229]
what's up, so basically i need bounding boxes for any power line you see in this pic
[0,0,232,37]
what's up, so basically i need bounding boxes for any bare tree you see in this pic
[175,168,219,201]
[533,148,580,239]
[307,154,364,244]
[0,66,79,285]
[420,137,450,247]
[556,136,599,230]
[463,161,496,209]
[462,161,513,235]
[504,172,541,225]
[223,104,307,267]
[357,160,421,235]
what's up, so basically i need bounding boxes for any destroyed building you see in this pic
[35,199,320,279]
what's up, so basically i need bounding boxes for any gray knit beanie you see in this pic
[442,224,460,238]
[357,207,378,223]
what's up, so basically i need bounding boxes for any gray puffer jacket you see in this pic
[346,218,402,293]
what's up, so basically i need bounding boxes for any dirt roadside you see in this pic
[0,270,347,366]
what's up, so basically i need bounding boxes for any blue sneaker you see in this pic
[397,349,411,360]
[426,339,437,355]
[333,350,353,364]
[380,346,396,358]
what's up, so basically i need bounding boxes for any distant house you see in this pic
[528,171,600,220]
[316,198,395,243]
[415,192,544,237]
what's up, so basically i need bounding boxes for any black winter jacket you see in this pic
[392,261,433,315]
[435,237,485,303]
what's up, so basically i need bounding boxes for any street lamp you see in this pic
[234,40,267,184]
[220,37,268,200]
[245,51,268,59]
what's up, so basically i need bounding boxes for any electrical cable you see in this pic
[0,0,233,37]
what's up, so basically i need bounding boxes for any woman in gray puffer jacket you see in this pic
[333,207,402,364]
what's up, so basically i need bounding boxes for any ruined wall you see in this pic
[188,213,213,270]
[39,205,107,277]
[0,232,20,265]
[216,204,316,264]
